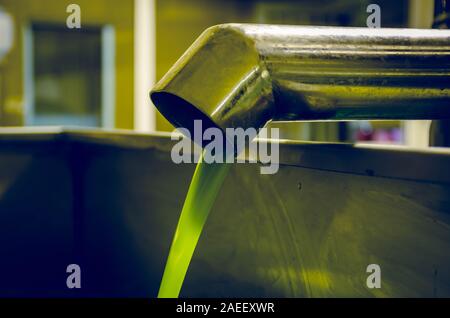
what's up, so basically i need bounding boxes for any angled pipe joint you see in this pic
[150,23,450,141]
[150,24,274,139]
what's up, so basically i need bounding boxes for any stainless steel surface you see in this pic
[151,24,450,138]
[0,128,450,297]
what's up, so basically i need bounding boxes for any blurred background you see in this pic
[0,0,444,146]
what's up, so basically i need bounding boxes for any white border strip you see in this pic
[134,0,156,132]
[101,25,116,129]
[23,24,34,126]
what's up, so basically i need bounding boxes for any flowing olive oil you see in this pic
[158,152,231,298]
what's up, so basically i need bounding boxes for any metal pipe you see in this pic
[150,24,450,137]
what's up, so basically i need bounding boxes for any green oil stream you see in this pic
[158,151,231,298]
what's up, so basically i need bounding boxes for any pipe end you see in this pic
[150,24,274,146]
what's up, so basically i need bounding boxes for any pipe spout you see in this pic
[150,23,450,140]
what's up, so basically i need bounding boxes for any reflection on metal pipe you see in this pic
[150,24,450,138]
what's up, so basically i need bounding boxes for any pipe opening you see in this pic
[151,91,223,147]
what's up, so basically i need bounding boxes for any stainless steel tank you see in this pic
[0,128,449,297]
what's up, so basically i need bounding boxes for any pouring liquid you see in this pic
[158,151,231,298]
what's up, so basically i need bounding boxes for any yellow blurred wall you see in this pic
[0,0,134,129]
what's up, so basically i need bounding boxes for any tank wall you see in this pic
[0,136,449,297]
